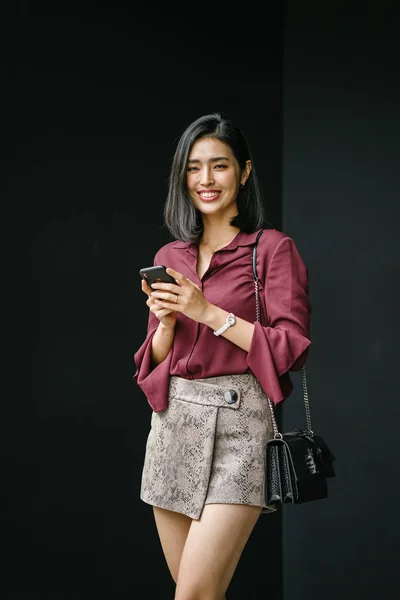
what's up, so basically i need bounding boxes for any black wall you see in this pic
[282,8,400,600]
[8,4,397,600]
[5,3,283,598]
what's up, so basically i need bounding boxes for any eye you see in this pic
[214,164,227,169]
[187,166,198,172]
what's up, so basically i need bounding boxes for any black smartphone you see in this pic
[139,265,177,286]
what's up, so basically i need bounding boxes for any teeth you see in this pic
[200,192,218,198]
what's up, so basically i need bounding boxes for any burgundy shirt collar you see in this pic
[172,229,263,256]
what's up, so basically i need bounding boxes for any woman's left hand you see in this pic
[150,267,211,324]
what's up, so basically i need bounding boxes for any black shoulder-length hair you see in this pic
[163,112,267,242]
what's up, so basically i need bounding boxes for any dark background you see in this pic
[5,2,282,599]
[4,1,400,599]
[282,8,400,600]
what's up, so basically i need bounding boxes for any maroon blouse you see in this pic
[133,228,311,412]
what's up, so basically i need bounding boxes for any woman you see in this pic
[133,113,311,599]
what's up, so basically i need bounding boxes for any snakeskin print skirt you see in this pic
[140,373,276,519]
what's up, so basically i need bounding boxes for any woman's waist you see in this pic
[168,373,266,410]
[169,349,251,381]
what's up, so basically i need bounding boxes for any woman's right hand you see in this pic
[142,279,178,329]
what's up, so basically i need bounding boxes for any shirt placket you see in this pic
[185,249,226,376]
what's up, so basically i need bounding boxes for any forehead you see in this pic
[188,137,234,161]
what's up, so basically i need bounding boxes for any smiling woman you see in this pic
[133,112,311,600]
[186,138,252,227]
[163,113,266,244]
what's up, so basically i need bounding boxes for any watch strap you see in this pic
[213,313,236,336]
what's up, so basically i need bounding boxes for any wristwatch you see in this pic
[213,313,236,337]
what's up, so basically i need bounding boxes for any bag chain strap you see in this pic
[252,230,313,437]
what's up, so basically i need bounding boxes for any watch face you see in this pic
[227,314,236,325]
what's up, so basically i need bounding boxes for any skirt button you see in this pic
[224,390,238,404]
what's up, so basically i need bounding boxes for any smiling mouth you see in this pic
[198,191,221,201]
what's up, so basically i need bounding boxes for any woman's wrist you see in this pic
[202,304,229,332]
[203,305,255,351]
[158,320,176,332]
[151,320,175,366]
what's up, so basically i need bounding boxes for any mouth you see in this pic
[197,190,221,202]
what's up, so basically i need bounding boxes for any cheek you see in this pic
[221,175,239,193]
[187,185,199,206]
[187,175,196,191]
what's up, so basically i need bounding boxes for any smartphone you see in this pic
[139,265,177,286]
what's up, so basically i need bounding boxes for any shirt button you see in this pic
[224,390,238,404]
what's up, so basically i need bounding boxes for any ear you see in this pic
[240,160,252,186]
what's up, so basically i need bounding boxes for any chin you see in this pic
[197,203,220,213]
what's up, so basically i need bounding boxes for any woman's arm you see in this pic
[202,307,255,352]
[150,268,257,351]
[245,235,311,403]
[151,322,176,366]
[141,277,178,366]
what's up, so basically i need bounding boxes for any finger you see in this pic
[155,299,179,311]
[147,294,162,308]
[186,278,200,290]
[142,279,152,296]
[165,267,186,286]
[151,291,179,303]
[150,303,174,318]
[151,282,180,293]
[156,308,174,319]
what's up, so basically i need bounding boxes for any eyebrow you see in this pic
[187,156,231,164]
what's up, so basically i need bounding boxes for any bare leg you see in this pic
[153,506,192,583]
[174,503,262,600]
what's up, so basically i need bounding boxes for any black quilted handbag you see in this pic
[252,230,336,505]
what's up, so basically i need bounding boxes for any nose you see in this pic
[199,166,214,186]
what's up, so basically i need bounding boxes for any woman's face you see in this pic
[186,137,251,219]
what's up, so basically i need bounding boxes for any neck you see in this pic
[200,225,240,253]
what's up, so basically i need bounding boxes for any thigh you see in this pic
[153,506,192,583]
[175,503,262,600]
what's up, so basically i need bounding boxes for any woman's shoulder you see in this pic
[153,238,189,263]
[257,227,293,252]
[255,228,306,269]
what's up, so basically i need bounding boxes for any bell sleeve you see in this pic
[246,235,311,405]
